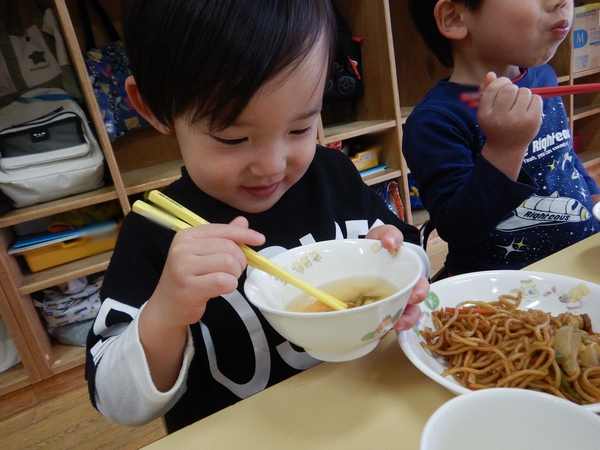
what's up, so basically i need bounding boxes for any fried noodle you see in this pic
[420,293,600,405]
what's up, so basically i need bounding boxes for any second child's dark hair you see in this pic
[123,0,336,131]
[408,0,483,68]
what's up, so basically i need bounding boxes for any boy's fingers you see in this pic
[229,215,250,228]
[479,71,498,91]
[478,77,513,110]
[527,94,544,115]
[365,225,404,250]
[494,83,521,109]
[380,231,402,251]
[171,234,249,272]
[181,222,265,246]
[408,275,430,305]
[393,303,421,330]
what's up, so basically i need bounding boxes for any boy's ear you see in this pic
[125,76,172,135]
[434,0,468,41]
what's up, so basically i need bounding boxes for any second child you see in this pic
[404,0,600,275]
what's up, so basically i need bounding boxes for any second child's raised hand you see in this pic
[477,72,543,181]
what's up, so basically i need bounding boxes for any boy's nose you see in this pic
[250,145,287,176]
[552,0,570,9]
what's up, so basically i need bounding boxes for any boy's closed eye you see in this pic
[290,125,313,136]
[211,125,314,146]
[212,136,248,146]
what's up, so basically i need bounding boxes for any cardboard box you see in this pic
[351,146,380,172]
[573,4,600,73]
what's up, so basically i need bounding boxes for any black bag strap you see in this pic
[6,0,45,34]
[332,4,360,76]
[77,0,121,51]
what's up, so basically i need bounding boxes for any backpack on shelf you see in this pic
[78,0,150,140]
[0,88,105,209]
[323,4,364,105]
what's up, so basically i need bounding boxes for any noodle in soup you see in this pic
[287,276,397,312]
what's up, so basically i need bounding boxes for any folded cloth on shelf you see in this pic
[34,275,103,342]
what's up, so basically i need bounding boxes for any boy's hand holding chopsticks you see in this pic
[461,81,600,108]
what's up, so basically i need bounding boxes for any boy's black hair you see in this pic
[408,0,483,68]
[123,0,336,131]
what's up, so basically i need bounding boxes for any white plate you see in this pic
[398,270,600,413]
[593,202,600,221]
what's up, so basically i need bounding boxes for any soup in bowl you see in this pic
[244,239,424,362]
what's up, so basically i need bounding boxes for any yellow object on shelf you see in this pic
[351,147,380,172]
[20,226,120,273]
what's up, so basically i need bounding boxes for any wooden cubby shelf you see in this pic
[121,160,185,197]
[18,251,113,296]
[573,67,600,80]
[361,168,403,187]
[321,119,397,144]
[0,186,120,229]
[0,363,30,397]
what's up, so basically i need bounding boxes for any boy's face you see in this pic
[462,0,573,70]
[173,40,328,214]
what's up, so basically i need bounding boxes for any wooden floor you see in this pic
[0,226,447,449]
[0,365,166,449]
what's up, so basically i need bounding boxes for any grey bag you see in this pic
[0,88,104,208]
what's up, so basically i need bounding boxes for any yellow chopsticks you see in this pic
[132,190,348,310]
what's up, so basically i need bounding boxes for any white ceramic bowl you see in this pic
[244,239,423,362]
[593,202,600,221]
[421,388,600,450]
[398,270,600,412]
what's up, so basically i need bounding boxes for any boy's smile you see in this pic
[244,182,281,199]
[172,39,329,214]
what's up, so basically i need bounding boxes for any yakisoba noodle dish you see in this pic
[397,271,600,411]
[420,293,600,404]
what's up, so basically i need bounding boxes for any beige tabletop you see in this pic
[524,232,600,282]
[144,233,600,449]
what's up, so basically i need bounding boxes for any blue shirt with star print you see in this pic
[403,64,600,275]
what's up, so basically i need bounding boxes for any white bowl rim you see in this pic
[421,388,600,450]
[245,240,423,317]
[398,269,600,413]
